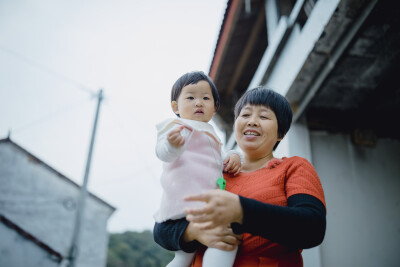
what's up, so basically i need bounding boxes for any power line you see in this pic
[103,102,159,180]
[0,44,96,96]
[11,96,92,135]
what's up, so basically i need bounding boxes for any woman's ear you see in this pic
[171,101,179,115]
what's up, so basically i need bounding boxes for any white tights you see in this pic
[166,247,238,267]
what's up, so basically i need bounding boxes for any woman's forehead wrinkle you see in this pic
[243,105,271,112]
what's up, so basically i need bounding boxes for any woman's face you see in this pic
[234,104,281,158]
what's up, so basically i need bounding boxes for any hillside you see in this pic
[107,230,174,267]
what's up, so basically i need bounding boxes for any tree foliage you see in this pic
[107,230,174,267]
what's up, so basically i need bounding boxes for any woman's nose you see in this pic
[247,116,259,126]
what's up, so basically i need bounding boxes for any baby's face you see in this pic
[172,80,216,122]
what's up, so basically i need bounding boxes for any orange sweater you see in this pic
[191,156,326,267]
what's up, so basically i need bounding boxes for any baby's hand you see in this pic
[223,153,241,176]
[167,125,186,148]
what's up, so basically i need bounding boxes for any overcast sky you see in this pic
[0,0,227,232]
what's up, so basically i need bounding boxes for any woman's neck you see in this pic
[242,152,275,172]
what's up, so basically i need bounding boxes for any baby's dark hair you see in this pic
[234,86,293,151]
[171,71,220,113]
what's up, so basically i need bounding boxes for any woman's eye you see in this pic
[260,116,267,119]
[241,114,250,117]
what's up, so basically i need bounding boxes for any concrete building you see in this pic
[0,214,63,267]
[0,138,116,267]
[210,0,400,266]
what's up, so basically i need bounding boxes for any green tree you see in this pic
[107,230,174,267]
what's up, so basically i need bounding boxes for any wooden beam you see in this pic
[225,7,265,98]
[209,0,243,81]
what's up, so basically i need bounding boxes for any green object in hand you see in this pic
[217,177,226,190]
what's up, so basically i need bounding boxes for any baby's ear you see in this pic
[171,101,179,115]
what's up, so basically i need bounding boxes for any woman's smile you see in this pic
[243,129,261,140]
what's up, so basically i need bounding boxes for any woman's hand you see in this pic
[183,222,241,251]
[184,190,243,229]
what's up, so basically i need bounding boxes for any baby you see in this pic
[154,71,241,266]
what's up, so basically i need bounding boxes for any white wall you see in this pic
[249,0,340,95]
[310,132,400,267]
[275,120,322,267]
[266,0,340,96]
[0,141,114,267]
[0,222,60,267]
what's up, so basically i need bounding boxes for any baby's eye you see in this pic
[203,97,210,100]
[186,97,194,100]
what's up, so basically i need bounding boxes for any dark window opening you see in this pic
[297,0,319,28]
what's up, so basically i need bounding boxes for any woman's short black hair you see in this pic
[234,86,293,151]
[171,71,220,112]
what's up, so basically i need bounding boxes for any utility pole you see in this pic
[67,89,103,267]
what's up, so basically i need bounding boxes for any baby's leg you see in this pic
[202,247,238,266]
[166,250,195,267]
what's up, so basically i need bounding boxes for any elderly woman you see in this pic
[154,87,326,266]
